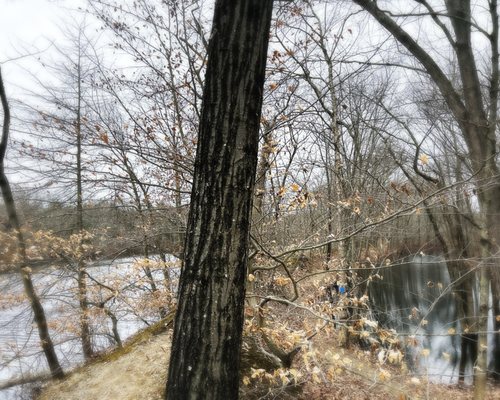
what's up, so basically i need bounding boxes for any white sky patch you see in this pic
[1,0,65,56]
[0,0,86,95]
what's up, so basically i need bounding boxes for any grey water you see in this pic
[0,256,176,400]
[367,254,482,384]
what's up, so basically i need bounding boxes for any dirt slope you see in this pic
[39,326,171,400]
[36,313,498,400]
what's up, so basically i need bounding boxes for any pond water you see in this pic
[0,256,178,400]
[368,254,495,384]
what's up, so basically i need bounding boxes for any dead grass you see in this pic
[37,322,172,400]
[299,334,477,400]
[37,324,500,400]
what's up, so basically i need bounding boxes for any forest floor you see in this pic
[35,314,500,400]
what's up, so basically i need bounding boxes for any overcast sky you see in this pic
[0,0,88,187]
[0,0,86,95]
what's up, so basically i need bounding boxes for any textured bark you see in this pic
[0,67,64,379]
[165,1,274,399]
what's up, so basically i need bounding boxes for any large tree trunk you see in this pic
[165,1,274,399]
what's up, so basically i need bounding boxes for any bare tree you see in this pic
[0,67,64,379]
[351,1,499,397]
[19,24,98,360]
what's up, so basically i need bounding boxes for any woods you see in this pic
[0,0,499,399]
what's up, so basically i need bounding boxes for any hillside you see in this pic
[38,317,173,400]
[36,315,491,400]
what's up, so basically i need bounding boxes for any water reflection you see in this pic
[368,255,462,383]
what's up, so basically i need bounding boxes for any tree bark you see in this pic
[165,1,274,399]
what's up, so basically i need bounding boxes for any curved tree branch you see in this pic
[351,0,467,129]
